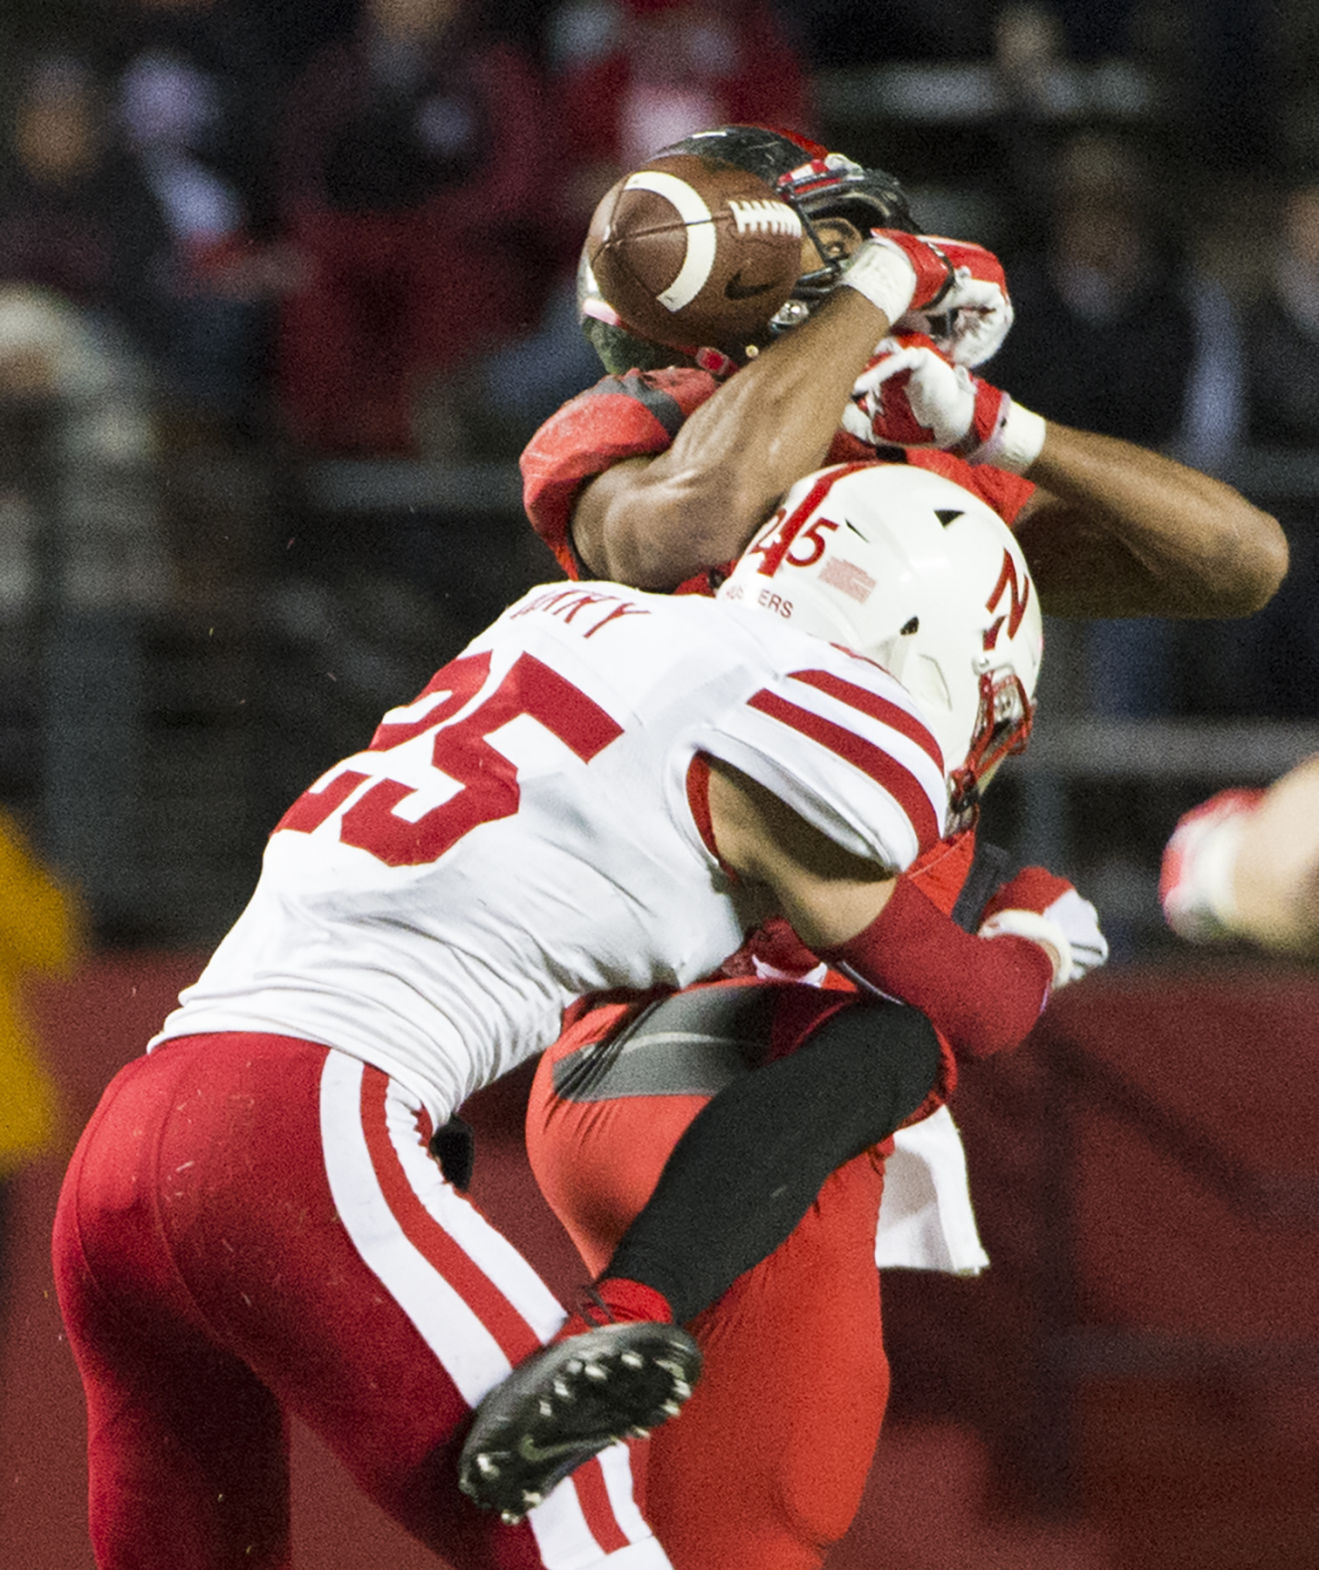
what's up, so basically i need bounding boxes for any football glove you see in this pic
[896,236,1014,367]
[1159,788,1264,943]
[833,233,1013,368]
[841,335,1047,473]
[898,235,1017,367]
[978,866,1108,989]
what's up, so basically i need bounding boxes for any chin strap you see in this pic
[693,345,741,378]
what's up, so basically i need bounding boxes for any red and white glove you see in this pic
[978,866,1108,989]
[1159,788,1264,943]
[837,230,956,323]
[894,236,1015,368]
[841,335,1047,472]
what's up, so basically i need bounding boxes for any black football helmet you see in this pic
[579,123,919,374]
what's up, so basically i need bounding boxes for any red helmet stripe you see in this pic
[756,124,830,160]
[754,461,878,577]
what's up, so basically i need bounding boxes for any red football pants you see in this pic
[525,982,890,1570]
[52,1033,664,1570]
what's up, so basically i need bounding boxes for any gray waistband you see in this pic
[552,986,778,1101]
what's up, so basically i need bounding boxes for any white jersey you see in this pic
[154,582,948,1125]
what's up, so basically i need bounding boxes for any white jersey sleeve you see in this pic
[694,631,948,872]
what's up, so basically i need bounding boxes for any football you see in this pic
[586,153,805,351]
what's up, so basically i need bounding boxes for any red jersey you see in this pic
[520,365,1037,595]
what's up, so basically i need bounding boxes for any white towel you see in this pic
[874,1106,990,1275]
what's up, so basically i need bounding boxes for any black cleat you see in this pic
[458,1321,703,1522]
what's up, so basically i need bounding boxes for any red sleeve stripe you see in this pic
[746,690,941,850]
[785,668,945,770]
[685,753,723,863]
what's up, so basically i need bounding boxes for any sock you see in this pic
[553,1277,675,1341]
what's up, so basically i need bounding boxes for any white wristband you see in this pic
[975,399,1047,474]
[837,239,918,325]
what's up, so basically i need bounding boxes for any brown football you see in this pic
[586,153,804,351]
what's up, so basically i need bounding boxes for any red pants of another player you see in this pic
[52,1033,665,1570]
[525,981,890,1570]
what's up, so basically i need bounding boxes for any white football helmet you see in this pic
[716,461,1044,812]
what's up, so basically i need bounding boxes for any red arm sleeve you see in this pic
[817,875,1053,1060]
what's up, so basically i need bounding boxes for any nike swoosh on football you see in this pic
[724,272,777,300]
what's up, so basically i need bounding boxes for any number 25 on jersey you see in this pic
[274,652,622,867]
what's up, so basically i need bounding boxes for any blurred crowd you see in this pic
[0,0,812,460]
[0,0,1317,721]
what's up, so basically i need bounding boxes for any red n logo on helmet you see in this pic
[983,550,1030,650]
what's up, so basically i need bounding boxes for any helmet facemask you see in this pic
[759,148,919,333]
[950,667,1036,816]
